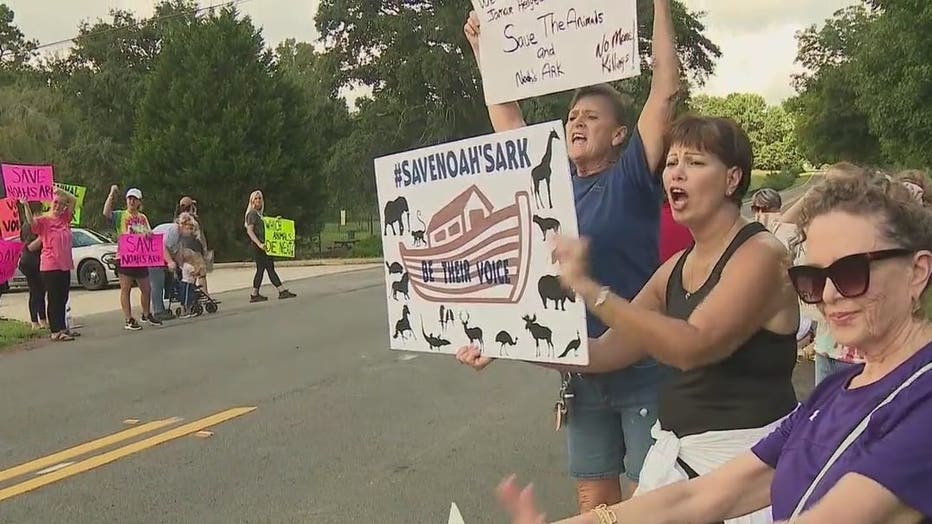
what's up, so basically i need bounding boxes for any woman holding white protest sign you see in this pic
[20,189,77,341]
[457,0,681,510]
[244,189,296,302]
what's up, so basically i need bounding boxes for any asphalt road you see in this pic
[0,268,814,523]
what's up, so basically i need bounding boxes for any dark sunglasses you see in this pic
[788,248,913,304]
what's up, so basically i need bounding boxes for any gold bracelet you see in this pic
[592,504,618,524]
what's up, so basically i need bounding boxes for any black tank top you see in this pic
[659,222,798,438]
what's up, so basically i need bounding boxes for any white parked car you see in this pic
[9,227,119,291]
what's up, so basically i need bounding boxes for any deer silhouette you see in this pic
[421,316,451,350]
[461,312,483,349]
[495,330,518,356]
[558,331,581,358]
[531,129,560,209]
[393,305,415,340]
[532,214,561,241]
[522,314,554,358]
[439,305,455,332]
[391,272,410,301]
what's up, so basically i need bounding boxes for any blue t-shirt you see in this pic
[753,340,932,520]
[573,129,668,390]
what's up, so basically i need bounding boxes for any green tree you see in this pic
[130,6,327,259]
[785,5,881,166]
[0,4,36,76]
[849,0,932,167]
[689,93,803,171]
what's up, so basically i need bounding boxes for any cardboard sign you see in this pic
[262,217,296,258]
[473,0,641,104]
[374,121,589,365]
[1,163,54,201]
[0,239,23,284]
[0,198,19,241]
[118,233,165,267]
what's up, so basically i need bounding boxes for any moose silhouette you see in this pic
[538,275,576,311]
[383,196,410,235]
[522,314,554,358]
[558,331,581,358]
[532,214,561,241]
[461,312,483,349]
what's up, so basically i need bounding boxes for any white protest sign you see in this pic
[374,121,589,366]
[448,502,466,524]
[473,0,640,105]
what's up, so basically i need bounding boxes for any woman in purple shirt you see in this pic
[498,173,932,523]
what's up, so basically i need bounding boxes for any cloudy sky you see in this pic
[9,0,858,104]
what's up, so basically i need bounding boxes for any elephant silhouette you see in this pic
[383,196,410,236]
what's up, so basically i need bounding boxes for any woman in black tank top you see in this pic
[543,116,799,504]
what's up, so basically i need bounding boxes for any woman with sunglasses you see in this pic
[499,172,932,524]
[495,115,800,523]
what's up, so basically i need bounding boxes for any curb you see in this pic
[213,258,383,269]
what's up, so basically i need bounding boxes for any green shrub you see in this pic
[349,235,383,258]
[761,167,802,191]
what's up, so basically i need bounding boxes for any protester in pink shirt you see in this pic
[21,188,77,341]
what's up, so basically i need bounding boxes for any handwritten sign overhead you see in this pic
[374,121,589,366]
[0,198,19,241]
[473,0,640,104]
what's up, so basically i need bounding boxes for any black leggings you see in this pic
[40,270,70,333]
[253,247,282,290]
[20,260,47,323]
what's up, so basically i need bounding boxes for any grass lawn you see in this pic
[0,318,42,349]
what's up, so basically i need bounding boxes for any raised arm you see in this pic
[103,185,118,220]
[463,11,527,133]
[637,0,682,172]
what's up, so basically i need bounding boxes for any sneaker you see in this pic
[278,290,296,300]
[141,314,163,326]
[125,318,142,331]
[250,294,268,303]
[157,310,176,321]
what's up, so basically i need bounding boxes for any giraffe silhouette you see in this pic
[531,129,560,209]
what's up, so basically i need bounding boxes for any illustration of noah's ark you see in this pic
[399,185,532,304]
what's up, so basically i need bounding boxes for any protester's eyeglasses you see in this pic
[788,248,913,304]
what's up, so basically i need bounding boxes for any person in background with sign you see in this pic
[20,189,77,342]
[244,190,296,302]
[103,185,162,331]
[177,196,215,297]
[458,0,681,510]
[17,201,49,330]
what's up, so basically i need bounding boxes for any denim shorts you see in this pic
[565,362,673,483]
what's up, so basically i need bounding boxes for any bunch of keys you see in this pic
[554,376,574,431]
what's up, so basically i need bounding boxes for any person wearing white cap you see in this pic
[103,184,162,331]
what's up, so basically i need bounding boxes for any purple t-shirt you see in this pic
[752,339,932,520]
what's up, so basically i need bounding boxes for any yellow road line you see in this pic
[0,407,255,503]
[0,418,180,484]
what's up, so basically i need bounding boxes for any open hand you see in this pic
[551,235,590,294]
[455,344,494,371]
[498,475,548,524]
[463,11,480,54]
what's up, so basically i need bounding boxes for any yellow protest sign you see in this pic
[41,182,87,226]
[262,216,295,258]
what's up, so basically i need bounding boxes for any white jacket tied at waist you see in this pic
[635,416,789,524]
